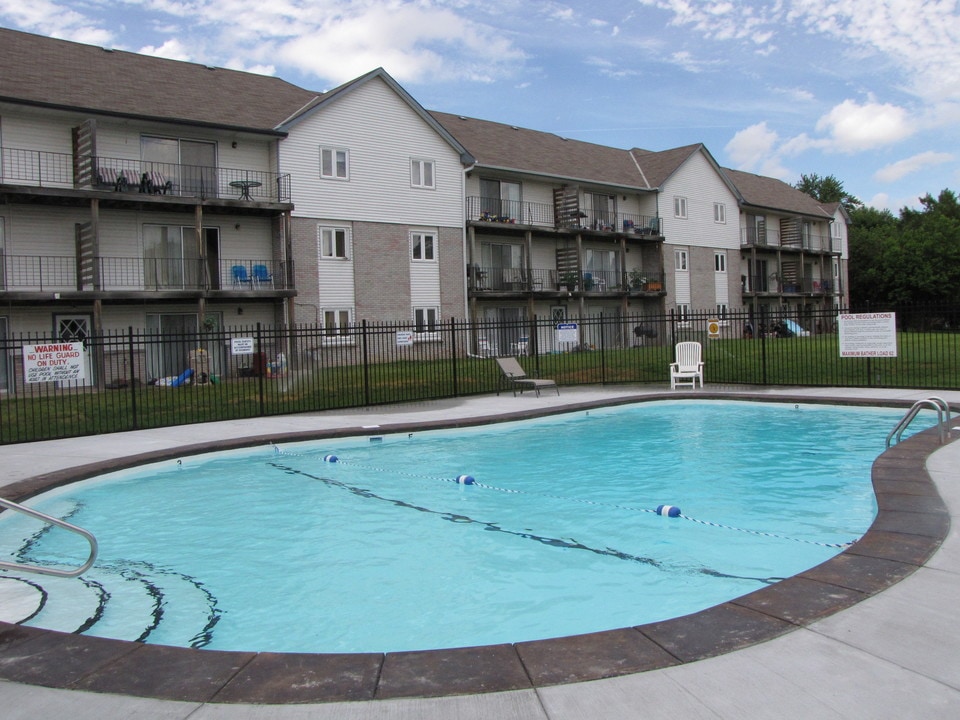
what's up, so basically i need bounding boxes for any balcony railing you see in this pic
[0,148,292,203]
[91,156,291,203]
[742,274,836,295]
[1,148,74,188]
[741,228,838,253]
[0,255,286,291]
[467,265,664,294]
[466,197,661,236]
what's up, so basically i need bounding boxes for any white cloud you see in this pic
[139,38,194,63]
[0,0,113,45]
[815,99,914,152]
[873,151,955,183]
[725,121,778,168]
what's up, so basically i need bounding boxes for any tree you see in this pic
[795,173,862,208]
[847,190,960,305]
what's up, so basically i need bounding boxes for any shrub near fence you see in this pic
[1,305,959,444]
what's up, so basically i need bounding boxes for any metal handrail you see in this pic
[886,397,951,448]
[0,497,98,577]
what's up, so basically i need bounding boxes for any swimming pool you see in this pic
[0,400,905,655]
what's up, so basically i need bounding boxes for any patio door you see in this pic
[144,224,209,290]
[146,313,198,381]
[142,136,217,197]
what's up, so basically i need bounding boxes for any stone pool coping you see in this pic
[0,393,952,704]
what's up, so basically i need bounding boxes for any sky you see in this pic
[2,0,959,212]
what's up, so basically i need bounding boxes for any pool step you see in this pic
[2,563,220,647]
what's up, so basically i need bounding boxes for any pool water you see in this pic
[2,401,904,653]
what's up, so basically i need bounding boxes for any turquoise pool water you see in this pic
[3,401,905,653]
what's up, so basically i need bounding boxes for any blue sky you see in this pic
[3,0,959,212]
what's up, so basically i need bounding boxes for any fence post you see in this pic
[760,321,768,385]
[362,319,371,407]
[599,313,606,385]
[449,317,459,397]
[256,323,265,417]
[127,327,138,431]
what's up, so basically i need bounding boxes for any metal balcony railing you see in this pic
[467,266,664,294]
[0,148,74,188]
[0,148,293,203]
[466,197,660,236]
[0,255,286,291]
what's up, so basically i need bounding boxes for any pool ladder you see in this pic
[0,497,98,577]
[886,396,952,448]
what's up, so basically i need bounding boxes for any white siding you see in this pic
[660,151,740,252]
[281,78,464,227]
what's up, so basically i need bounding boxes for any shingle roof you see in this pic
[0,27,319,133]
[631,144,707,188]
[430,111,652,190]
[724,168,832,218]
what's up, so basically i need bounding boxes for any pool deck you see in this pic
[1,385,959,719]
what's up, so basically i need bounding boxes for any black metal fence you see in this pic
[2,304,959,444]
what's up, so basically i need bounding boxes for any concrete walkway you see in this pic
[1,386,959,719]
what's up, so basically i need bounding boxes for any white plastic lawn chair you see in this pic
[670,341,704,389]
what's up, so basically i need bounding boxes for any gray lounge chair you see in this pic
[496,356,559,397]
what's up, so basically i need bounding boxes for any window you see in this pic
[320,147,349,179]
[411,231,436,261]
[323,309,352,337]
[715,252,726,273]
[414,307,439,333]
[411,159,435,189]
[674,196,687,219]
[714,202,726,223]
[716,303,729,319]
[676,304,690,321]
[319,226,349,259]
[675,249,688,271]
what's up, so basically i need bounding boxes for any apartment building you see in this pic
[1,27,849,386]
[725,169,847,331]
[432,111,666,354]
[277,70,471,334]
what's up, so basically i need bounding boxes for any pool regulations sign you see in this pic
[22,342,87,383]
[838,312,898,357]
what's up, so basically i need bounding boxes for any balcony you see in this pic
[0,148,291,203]
[741,227,838,254]
[466,197,661,236]
[0,255,288,293]
[467,265,664,295]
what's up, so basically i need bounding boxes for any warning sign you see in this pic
[707,318,721,339]
[23,342,87,383]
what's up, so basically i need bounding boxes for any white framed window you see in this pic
[675,249,688,271]
[714,202,726,223]
[319,226,350,259]
[674,196,687,219]
[320,147,349,179]
[414,307,440,335]
[676,303,691,323]
[411,159,435,189]
[411,231,436,261]
[715,251,726,273]
[716,303,729,320]
[322,308,353,338]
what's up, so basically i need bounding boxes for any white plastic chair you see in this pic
[670,341,704,389]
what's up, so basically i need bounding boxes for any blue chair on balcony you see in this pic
[252,264,273,288]
[232,265,252,288]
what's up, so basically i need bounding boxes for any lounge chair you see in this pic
[496,356,559,397]
[252,264,274,288]
[670,341,704,389]
[231,265,252,288]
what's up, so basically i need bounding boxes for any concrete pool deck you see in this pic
[1,385,959,718]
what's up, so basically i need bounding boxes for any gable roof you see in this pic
[0,27,319,133]
[280,69,473,163]
[431,111,651,190]
[724,168,832,219]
